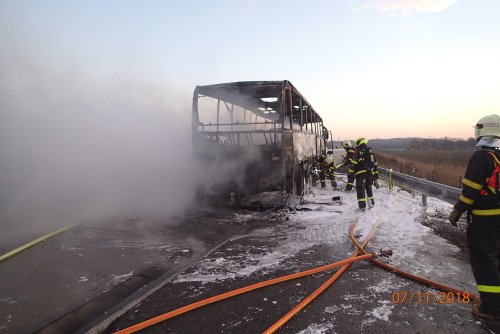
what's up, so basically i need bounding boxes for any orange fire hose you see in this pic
[115,216,474,334]
[114,252,374,334]
[348,220,478,301]
[263,258,352,334]
[263,219,380,334]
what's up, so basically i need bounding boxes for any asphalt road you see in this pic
[107,195,497,334]
[2,187,500,334]
[0,210,245,334]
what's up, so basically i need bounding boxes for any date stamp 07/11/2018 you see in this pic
[391,291,472,305]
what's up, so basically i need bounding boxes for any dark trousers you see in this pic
[468,215,500,315]
[355,172,373,209]
[319,169,337,188]
[347,173,355,188]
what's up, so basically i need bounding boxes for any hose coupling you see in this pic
[379,249,393,258]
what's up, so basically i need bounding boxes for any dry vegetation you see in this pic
[376,150,475,188]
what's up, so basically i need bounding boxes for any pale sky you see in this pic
[1,0,499,140]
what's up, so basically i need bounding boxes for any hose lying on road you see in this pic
[264,218,476,333]
[114,216,475,334]
[348,219,478,301]
[0,224,76,263]
[113,253,375,334]
[262,219,380,334]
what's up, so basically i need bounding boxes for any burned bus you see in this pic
[192,80,329,204]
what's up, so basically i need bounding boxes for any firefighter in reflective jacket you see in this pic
[316,151,338,189]
[340,140,356,191]
[349,138,379,210]
[449,114,500,319]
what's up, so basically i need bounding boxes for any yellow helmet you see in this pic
[475,114,500,139]
[355,137,367,146]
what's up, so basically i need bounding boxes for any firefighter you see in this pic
[349,137,379,210]
[340,140,356,191]
[315,152,337,189]
[448,114,500,319]
[324,150,338,189]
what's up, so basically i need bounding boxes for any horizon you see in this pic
[331,136,476,141]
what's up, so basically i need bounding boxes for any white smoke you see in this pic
[0,22,197,234]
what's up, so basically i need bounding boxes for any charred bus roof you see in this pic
[193,80,322,124]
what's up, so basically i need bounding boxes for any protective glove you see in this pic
[345,185,353,191]
[448,208,462,227]
[373,179,380,189]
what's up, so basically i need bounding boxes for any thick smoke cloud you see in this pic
[0,23,196,238]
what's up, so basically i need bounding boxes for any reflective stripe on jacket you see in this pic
[455,149,500,216]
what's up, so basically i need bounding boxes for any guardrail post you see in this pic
[422,194,427,207]
[389,169,394,192]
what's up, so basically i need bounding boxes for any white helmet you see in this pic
[341,140,352,149]
[475,114,500,139]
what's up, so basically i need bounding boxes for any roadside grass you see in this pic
[376,150,474,188]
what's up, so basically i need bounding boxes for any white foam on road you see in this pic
[173,175,476,328]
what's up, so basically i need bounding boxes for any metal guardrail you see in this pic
[378,167,461,205]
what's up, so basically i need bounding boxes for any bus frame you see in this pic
[192,80,329,202]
